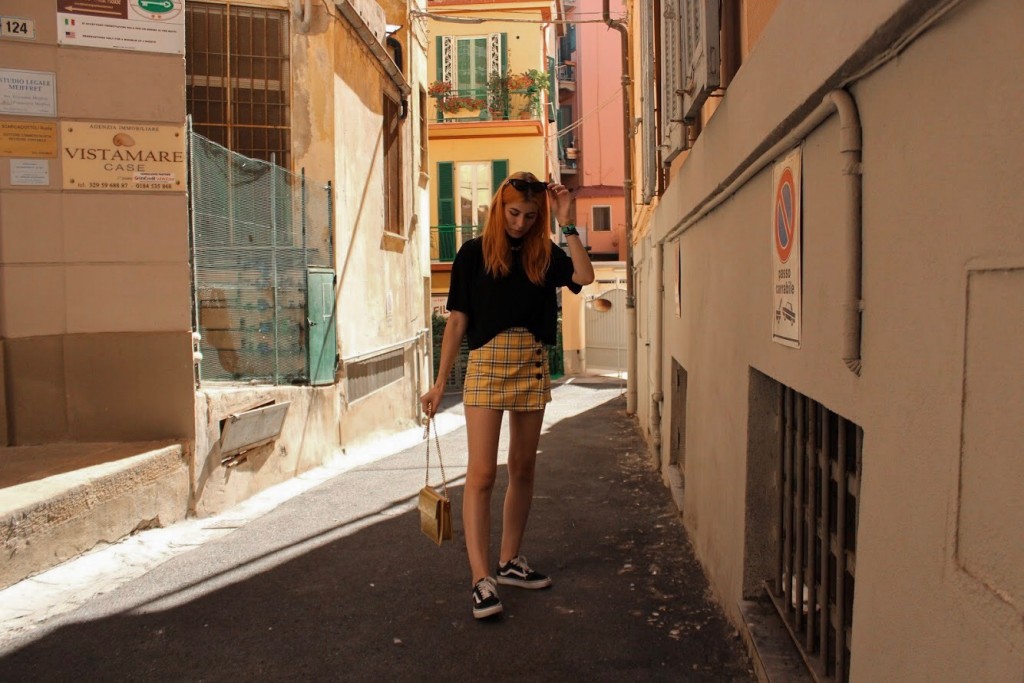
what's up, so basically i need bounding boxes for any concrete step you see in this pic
[0,443,189,589]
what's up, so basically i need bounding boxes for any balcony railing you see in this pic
[431,87,542,124]
[556,63,576,89]
[431,225,483,262]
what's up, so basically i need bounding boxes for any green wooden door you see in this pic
[307,267,337,385]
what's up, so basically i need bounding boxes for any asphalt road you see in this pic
[0,382,755,682]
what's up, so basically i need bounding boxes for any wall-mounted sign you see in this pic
[57,0,184,54]
[61,121,185,192]
[772,147,802,348]
[0,121,58,158]
[0,69,56,117]
[10,159,50,186]
[1,15,37,40]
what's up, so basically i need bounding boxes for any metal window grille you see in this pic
[186,1,291,167]
[346,349,405,402]
[769,386,862,682]
[189,127,334,384]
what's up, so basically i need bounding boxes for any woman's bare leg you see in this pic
[499,408,545,564]
[463,406,503,583]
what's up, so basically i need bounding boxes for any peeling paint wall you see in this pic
[187,0,430,514]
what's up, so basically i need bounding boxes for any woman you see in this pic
[421,171,595,619]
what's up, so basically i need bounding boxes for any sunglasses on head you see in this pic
[507,178,549,193]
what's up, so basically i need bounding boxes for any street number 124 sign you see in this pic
[772,147,802,348]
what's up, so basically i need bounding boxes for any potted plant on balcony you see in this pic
[509,69,549,119]
[438,95,487,116]
[486,73,510,120]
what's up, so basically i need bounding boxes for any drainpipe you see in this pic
[651,241,664,459]
[603,0,637,415]
[827,90,863,375]
[658,89,864,375]
[292,0,312,33]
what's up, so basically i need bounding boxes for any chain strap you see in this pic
[423,414,449,499]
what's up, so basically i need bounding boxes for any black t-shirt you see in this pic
[447,237,583,350]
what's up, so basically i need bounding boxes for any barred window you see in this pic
[186,1,291,167]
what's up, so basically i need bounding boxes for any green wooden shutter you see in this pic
[457,39,470,91]
[500,33,508,75]
[435,37,443,81]
[472,38,487,94]
[437,161,455,225]
[437,161,456,260]
[491,159,508,196]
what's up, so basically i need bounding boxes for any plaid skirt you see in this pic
[463,327,551,411]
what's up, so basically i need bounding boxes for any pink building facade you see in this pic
[558,0,626,260]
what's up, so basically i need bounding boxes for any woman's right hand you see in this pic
[420,384,445,417]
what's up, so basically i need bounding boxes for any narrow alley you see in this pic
[0,382,755,681]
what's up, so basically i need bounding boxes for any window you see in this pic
[383,92,403,233]
[435,160,506,261]
[186,2,291,167]
[592,206,612,231]
[436,33,506,98]
[457,161,492,227]
[456,37,488,96]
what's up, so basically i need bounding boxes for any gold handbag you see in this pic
[419,415,452,545]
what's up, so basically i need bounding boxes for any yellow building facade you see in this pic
[425,1,563,308]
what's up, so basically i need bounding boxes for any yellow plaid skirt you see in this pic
[463,327,551,411]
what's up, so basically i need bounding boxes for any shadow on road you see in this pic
[0,393,753,682]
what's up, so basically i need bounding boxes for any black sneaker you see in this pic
[496,555,552,589]
[472,576,503,619]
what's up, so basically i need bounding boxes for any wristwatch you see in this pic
[561,224,579,237]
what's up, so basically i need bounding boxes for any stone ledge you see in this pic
[0,444,189,589]
[738,598,815,683]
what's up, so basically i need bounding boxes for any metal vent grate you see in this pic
[346,349,405,402]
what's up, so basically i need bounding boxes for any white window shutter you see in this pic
[660,0,685,163]
[641,0,657,202]
[680,0,720,124]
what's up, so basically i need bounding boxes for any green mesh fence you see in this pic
[189,129,333,384]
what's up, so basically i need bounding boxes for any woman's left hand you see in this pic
[547,184,573,225]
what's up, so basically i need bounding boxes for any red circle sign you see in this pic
[774,168,795,264]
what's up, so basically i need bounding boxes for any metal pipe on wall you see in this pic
[603,0,637,415]
[826,90,863,375]
[651,241,664,458]
[657,89,865,376]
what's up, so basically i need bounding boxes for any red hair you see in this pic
[481,171,551,286]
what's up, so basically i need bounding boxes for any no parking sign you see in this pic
[772,147,801,347]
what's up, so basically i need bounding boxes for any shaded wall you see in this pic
[641,0,1024,679]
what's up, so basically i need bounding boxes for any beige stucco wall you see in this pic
[0,0,193,445]
[637,0,1024,679]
